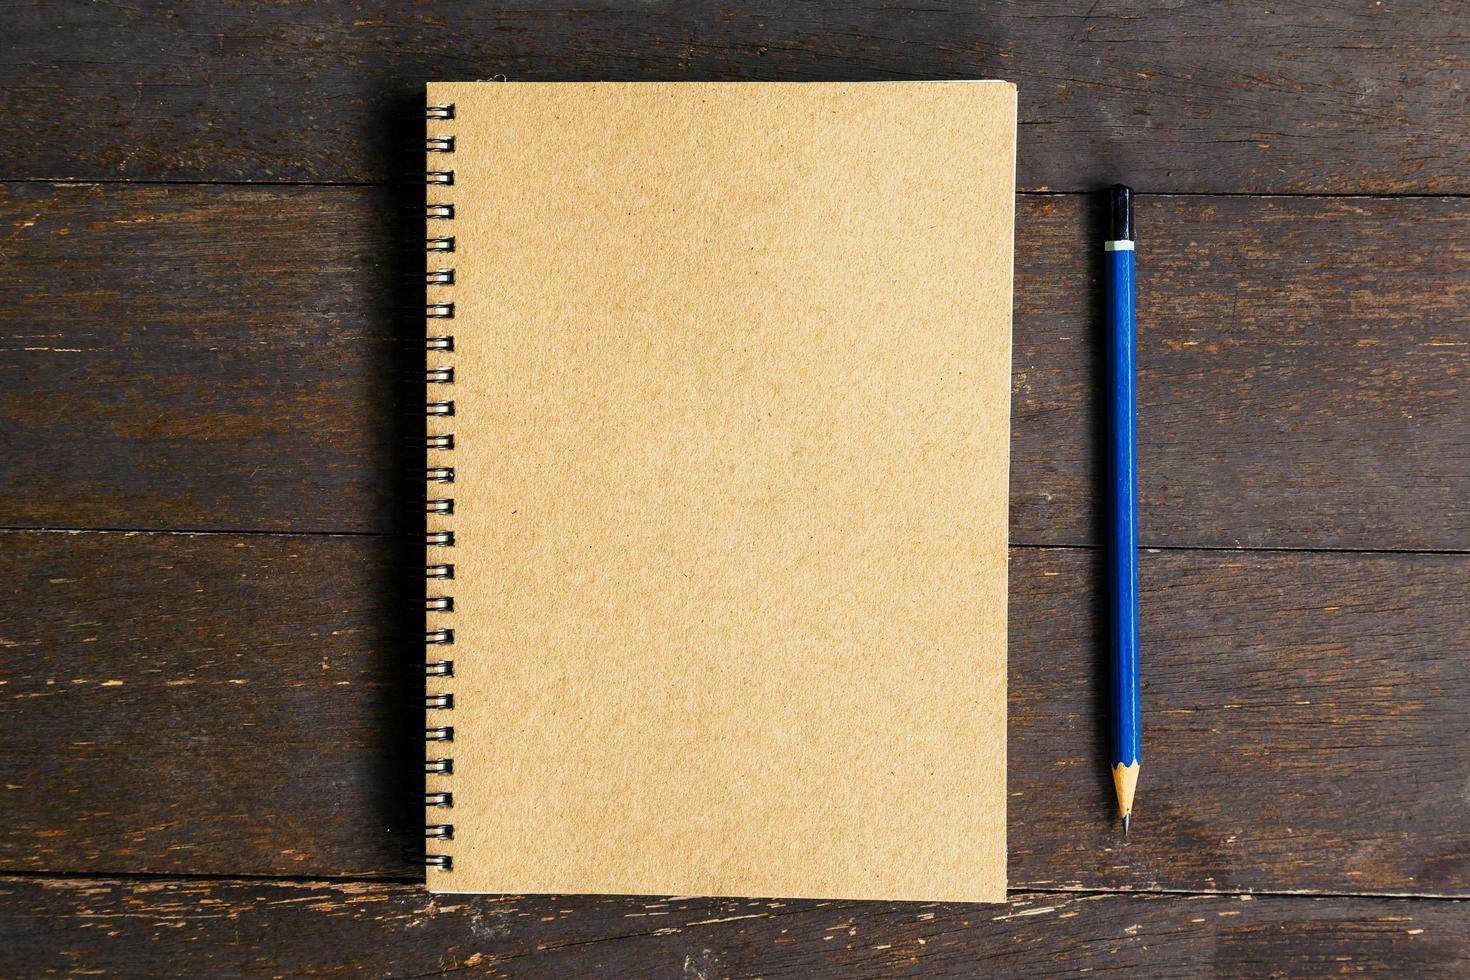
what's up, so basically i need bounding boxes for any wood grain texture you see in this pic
[3,1,1467,193]
[0,183,406,536]
[4,0,1466,969]
[0,531,419,879]
[1016,192,1470,551]
[0,877,1464,978]
[3,185,1467,549]
[3,531,1467,896]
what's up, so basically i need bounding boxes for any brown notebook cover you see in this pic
[426,81,1015,902]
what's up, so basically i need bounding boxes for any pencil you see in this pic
[1105,184,1141,834]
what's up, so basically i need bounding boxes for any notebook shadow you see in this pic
[366,90,431,874]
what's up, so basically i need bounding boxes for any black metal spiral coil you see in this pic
[424,100,456,873]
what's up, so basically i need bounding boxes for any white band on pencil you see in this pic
[1104,240,1135,251]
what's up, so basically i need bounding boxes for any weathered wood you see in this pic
[0,876,1463,978]
[2,530,1467,896]
[0,183,406,536]
[1016,191,1470,551]
[3,2,1467,193]
[4,0,1465,968]
[3,185,1467,550]
[0,530,419,879]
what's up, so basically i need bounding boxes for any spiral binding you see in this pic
[424,100,457,873]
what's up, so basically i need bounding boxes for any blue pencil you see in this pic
[1105,185,1141,834]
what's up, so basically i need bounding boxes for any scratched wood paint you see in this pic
[0,878,1464,976]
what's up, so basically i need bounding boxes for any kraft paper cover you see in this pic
[426,81,1015,902]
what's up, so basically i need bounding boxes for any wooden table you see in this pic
[2,3,1467,975]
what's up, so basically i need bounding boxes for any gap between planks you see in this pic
[1,176,1470,202]
[0,868,1464,903]
[2,525,1468,559]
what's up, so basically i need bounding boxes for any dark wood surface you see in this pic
[5,533,1469,899]
[2,1,1467,975]
[5,186,1467,550]
[4,1,1467,193]
[0,879,1464,978]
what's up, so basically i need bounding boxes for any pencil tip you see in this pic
[1112,762,1139,832]
[1122,813,1130,836]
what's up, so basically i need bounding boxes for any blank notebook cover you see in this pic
[425,80,1016,903]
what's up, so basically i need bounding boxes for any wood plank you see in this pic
[0,530,418,879]
[4,184,1468,550]
[3,2,1466,193]
[1017,192,1470,551]
[0,877,1464,977]
[2,531,1467,896]
[0,183,407,536]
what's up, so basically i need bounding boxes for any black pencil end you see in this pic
[1109,184,1133,241]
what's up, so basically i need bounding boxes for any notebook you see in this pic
[425,81,1016,903]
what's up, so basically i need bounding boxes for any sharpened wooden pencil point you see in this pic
[1113,761,1139,830]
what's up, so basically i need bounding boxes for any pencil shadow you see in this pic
[1085,189,1119,825]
